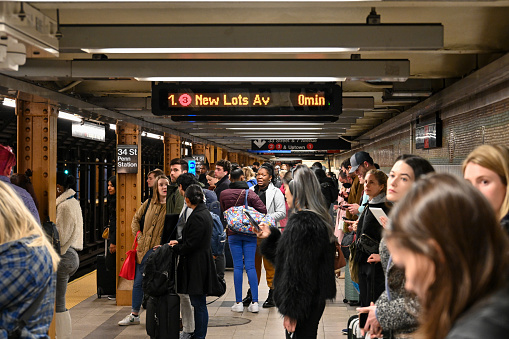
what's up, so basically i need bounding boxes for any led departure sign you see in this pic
[152,84,342,120]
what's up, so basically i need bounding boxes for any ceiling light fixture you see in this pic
[228,127,323,130]
[141,132,163,140]
[2,98,16,108]
[135,77,346,82]
[58,111,83,122]
[83,47,359,54]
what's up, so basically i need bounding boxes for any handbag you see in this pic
[340,232,356,259]
[358,233,380,255]
[334,240,346,272]
[119,231,141,280]
[349,241,360,283]
[224,189,275,234]
[102,227,109,239]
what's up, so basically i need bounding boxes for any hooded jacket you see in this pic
[56,188,83,255]
[260,210,336,321]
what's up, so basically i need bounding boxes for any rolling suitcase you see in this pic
[97,241,116,298]
[96,253,116,298]
[146,293,180,339]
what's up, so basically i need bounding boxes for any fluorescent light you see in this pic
[142,132,163,140]
[58,111,83,122]
[184,141,193,146]
[228,127,323,130]
[109,124,116,131]
[83,47,359,54]
[135,77,346,82]
[2,98,16,108]
[391,91,432,97]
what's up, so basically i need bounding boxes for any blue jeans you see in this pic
[189,294,208,339]
[228,234,258,303]
[132,248,154,313]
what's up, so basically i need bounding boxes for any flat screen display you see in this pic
[151,83,342,118]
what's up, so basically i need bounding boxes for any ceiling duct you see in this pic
[0,2,59,57]
[0,36,25,71]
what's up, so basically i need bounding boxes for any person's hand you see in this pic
[253,222,271,239]
[153,244,162,250]
[109,243,116,254]
[169,240,178,247]
[358,303,383,338]
[347,203,360,215]
[345,219,358,232]
[333,205,339,211]
[283,315,297,333]
[379,216,388,229]
[367,254,381,263]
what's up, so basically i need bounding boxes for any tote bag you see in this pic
[119,231,141,280]
[224,189,275,234]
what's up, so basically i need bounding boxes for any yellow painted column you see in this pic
[164,133,181,175]
[116,122,142,306]
[192,143,205,156]
[209,145,216,170]
[16,94,58,338]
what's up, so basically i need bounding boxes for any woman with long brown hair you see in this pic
[386,173,509,339]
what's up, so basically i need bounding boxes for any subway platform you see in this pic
[67,267,356,338]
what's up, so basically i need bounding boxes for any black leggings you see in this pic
[285,299,326,339]
[358,262,385,327]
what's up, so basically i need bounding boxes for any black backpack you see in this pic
[42,217,61,255]
[142,244,178,297]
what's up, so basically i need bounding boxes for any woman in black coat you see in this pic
[169,184,222,339]
[256,165,336,338]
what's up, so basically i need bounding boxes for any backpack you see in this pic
[142,244,178,297]
[210,212,226,256]
[42,217,61,255]
[203,189,221,217]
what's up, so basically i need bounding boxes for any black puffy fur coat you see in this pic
[260,210,336,321]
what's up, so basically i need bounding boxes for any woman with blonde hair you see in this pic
[463,144,509,233]
[386,173,509,339]
[242,166,257,188]
[118,175,169,326]
[0,181,60,337]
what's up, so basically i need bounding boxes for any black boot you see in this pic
[242,289,252,306]
[263,289,275,308]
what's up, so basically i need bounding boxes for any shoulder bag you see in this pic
[119,231,141,280]
[224,189,275,234]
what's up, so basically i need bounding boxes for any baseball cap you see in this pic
[349,151,373,174]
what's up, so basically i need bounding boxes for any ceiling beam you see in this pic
[9,59,410,82]
[59,24,443,52]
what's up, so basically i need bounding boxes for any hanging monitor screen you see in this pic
[151,83,342,120]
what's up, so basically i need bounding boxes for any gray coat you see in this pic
[375,238,419,337]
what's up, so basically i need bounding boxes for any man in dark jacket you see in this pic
[214,159,231,201]
[167,158,187,214]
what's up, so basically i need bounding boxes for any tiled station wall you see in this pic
[332,97,509,175]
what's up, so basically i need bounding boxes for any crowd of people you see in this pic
[1,141,509,339]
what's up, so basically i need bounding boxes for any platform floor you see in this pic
[67,267,357,338]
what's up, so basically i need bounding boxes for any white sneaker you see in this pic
[248,302,259,313]
[118,313,140,326]
[231,302,244,312]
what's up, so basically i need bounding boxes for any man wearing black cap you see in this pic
[346,151,376,215]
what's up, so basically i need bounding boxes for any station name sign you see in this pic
[117,145,139,173]
[251,138,351,152]
[152,83,342,117]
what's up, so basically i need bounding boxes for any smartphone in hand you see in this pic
[243,209,261,231]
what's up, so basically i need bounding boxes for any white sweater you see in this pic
[56,189,84,255]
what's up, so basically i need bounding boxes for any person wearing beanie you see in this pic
[0,144,40,224]
[55,171,84,339]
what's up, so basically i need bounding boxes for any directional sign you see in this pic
[250,138,351,151]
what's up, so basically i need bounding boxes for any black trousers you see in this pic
[285,299,326,339]
[358,262,385,328]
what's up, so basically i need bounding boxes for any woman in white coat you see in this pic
[55,172,84,339]
[245,163,286,308]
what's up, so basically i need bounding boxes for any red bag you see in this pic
[119,231,140,280]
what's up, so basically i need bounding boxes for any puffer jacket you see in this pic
[132,199,167,263]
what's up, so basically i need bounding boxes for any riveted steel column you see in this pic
[164,133,181,175]
[116,122,142,306]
